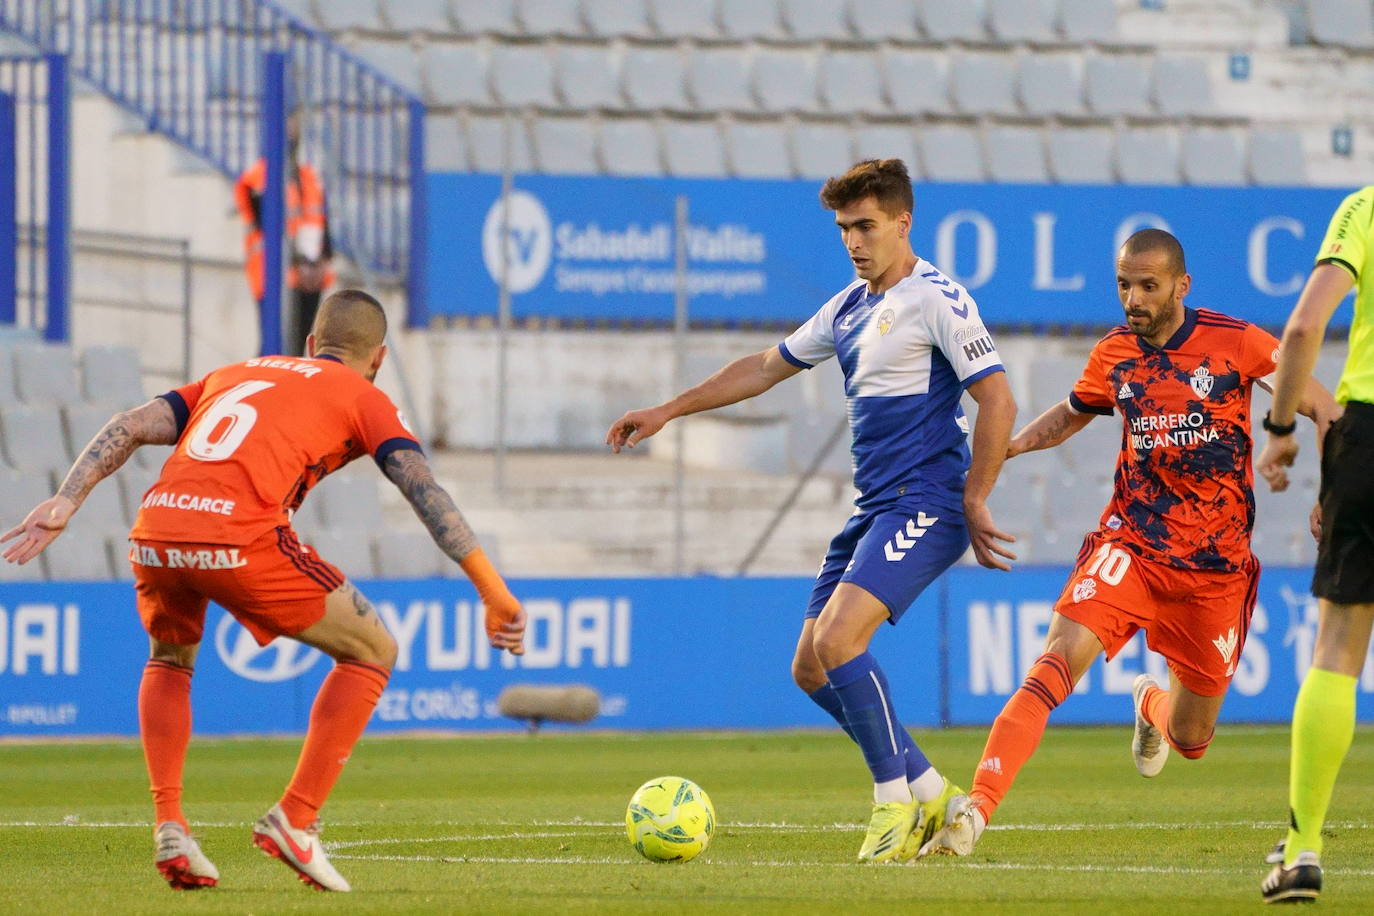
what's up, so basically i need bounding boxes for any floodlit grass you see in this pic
[2,727,1373,913]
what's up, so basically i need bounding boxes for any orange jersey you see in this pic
[1068,307,1279,572]
[130,355,420,546]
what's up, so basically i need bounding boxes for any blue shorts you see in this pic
[805,499,969,624]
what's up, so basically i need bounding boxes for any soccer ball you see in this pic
[624,776,715,862]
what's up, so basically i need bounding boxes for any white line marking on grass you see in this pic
[329,832,583,850]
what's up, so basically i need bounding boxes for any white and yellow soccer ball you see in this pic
[624,776,715,862]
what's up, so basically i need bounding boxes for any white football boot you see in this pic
[154,821,219,890]
[252,804,351,892]
[916,794,985,858]
[1131,674,1169,778]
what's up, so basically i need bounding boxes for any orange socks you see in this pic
[138,660,194,829]
[970,652,1075,823]
[280,660,391,829]
[1140,683,1212,759]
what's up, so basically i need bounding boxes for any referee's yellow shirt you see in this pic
[1316,185,1374,405]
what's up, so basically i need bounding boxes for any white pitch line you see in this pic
[329,831,583,849]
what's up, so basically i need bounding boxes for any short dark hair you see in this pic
[819,159,914,217]
[1120,228,1187,274]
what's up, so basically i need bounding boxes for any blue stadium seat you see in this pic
[789,121,853,179]
[1047,128,1114,184]
[423,44,492,107]
[378,0,454,33]
[598,119,664,176]
[647,0,718,39]
[724,121,790,178]
[555,45,621,110]
[751,50,819,113]
[1151,56,1214,118]
[531,116,599,174]
[663,120,728,177]
[1116,126,1180,185]
[464,115,534,173]
[849,0,921,42]
[686,48,754,113]
[622,47,689,112]
[917,124,984,182]
[1057,0,1118,44]
[883,49,952,116]
[987,0,1055,43]
[1017,54,1084,117]
[985,126,1047,184]
[1307,0,1374,50]
[1248,127,1306,186]
[918,0,986,42]
[781,0,851,41]
[517,0,585,36]
[581,0,651,38]
[490,45,557,107]
[718,0,784,40]
[950,53,1018,117]
[817,51,887,116]
[1181,128,1245,187]
[1084,55,1152,117]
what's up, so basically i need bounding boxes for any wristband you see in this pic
[1262,411,1297,436]
[458,548,509,600]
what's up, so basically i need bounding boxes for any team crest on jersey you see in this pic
[1072,577,1097,602]
[1116,382,1134,401]
[877,308,895,335]
[1213,626,1239,676]
[1189,366,1214,398]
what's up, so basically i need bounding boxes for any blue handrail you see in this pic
[0,0,427,320]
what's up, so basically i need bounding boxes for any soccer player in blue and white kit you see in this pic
[606,159,1018,862]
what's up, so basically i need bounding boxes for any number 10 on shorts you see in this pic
[1085,542,1132,586]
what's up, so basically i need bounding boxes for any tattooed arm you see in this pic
[1007,400,1096,458]
[1,398,179,565]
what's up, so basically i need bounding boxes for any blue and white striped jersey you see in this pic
[778,260,1004,508]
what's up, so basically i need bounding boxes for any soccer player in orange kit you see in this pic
[1,289,526,892]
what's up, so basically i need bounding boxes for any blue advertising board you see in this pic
[427,173,1352,328]
[1,568,1370,738]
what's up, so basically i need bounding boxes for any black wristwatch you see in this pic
[1262,411,1297,436]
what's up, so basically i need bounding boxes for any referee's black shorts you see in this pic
[1313,400,1374,603]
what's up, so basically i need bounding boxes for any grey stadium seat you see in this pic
[516,0,584,37]
[351,40,424,96]
[662,120,728,177]
[717,0,784,41]
[949,54,1018,117]
[849,0,921,42]
[686,48,754,113]
[464,115,534,173]
[1058,0,1118,44]
[883,50,952,116]
[0,550,44,581]
[1151,57,1214,118]
[622,47,689,112]
[917,124,984,182]
[490,45,556,107]
[375,531,447,578]
[62,403,115,461]
[115,462,160,522]
[316,0,381,32]
[271,0,316,24]
[918,0,986,42]
[1248,128,1306,187]
[582,0,651,38]
[555,45,621,111]
[724,121,790,178]
[0,406,69,475]
[425,114,468,171]
[1084,55,1152,117]
[1307,0,1374,50]
[379,0,454,33]
[648,0,718,39]
[987,0,1055,43]
[1181,128,1245,187]
[752,50,819,114]
[306,529,379,579]
[80,345,145,407]
[313,471,385,533]
[985,126,1047,184]
[531,117,599,174]
[45,527,115,580]
[598,119,663,176]
[781,0,851,41]
[1116,126,1180,185]
[1048,128,1114,184]
[451,0,519,34]
[1017,55,1084,117]
[817,52,887,117]
[0,345,17,405]
[75,478,130,539]
[789,121,853,180]
[13,344,80,406]
[422,44,491,107]
[1028,356,1084,414]
[854,124,917,170]
[0,468,51,530]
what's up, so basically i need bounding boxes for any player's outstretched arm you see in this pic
[964,371,1019,571]
[381,449,525,654]
[1006,400,1095,458]
[1,398,178,565]
[605,347,802,452]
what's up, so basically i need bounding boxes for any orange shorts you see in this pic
[129,526,343,647]
[1054,531,1259,697]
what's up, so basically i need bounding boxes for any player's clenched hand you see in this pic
[606,407,668,453]
[0,495,76,566]
[964,500,1017,572]
[1309,502,1322,543]
[1256,434,1300,492]
[483,591,527,656]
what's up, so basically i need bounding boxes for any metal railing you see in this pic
[0,0,427,322]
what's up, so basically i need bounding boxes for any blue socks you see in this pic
[821,652,931,787]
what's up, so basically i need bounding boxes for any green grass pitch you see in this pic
[2,726,1372,913]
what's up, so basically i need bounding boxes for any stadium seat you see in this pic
[917,124,984,182]
[780,0,851,41]
[817,52,887,116]
[724,121,790,178]
[0,346,17,405]
[489,44,557,107]
[422,44,492,107]
[598,119,664,176]
[425,114,468,171]
[0,406,69,475]
[133,443,174,474]
[78,478,131,539]
[986,465,1043,532]
[13,344,79,406]
[316,0,382,32]
[1058,0,1118,44]
[108,537,134,581]
[985,126,1048,184]
[1180,128,1245,187]
[882,49,953,116]
[314,472,386,533]
[516,0,585,36]
[1151,57,1214,118]
[1017,55,1084,117]
[531,116,599,174]
[378,0,454,33]
[61,403,113,462]
[849,0,921,42]
[1084,55,1153,117]
[949,53,1018,117]
[555,45,621,111]
[375,531,447,578]
[350,40,424,97]
[789,121,853,179]
[1028,356,1084,414]
[717,0,784,40]
[1116,126,1181,185]
[306,529,379,579]
[1313,351,1346,392]
[918,0,986,42]
[751,50,819,114]
[581,0,651,38]
[662,120,728,177]
[451,0,520,35]
[115,462,160,522]
[853,124,917,171]
[0,550,44,581]
[464,115,534,173]
[648,0,718,39]
[1047,128,1114,184]
[0,468,51,530]
[622,47,689,112]
[987,0,1055,43]
[79,345,146,408]
[1248,127,1306,186]
[270,0,317,24]
[1307,0,1374,50]
[686,48,754,113]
